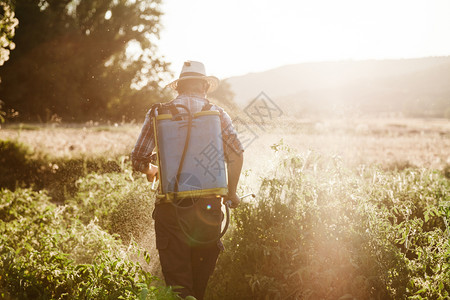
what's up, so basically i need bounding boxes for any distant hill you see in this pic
[226,57,450,118]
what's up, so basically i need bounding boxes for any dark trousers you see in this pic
[153,198,223,299]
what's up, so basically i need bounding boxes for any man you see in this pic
[131,61,244,299]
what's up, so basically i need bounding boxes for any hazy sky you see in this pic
[157,0,450,79]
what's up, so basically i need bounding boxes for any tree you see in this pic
[0,0,170,122]
[208,79,239,115]
[0,0,19,124]
[0,0,18,66]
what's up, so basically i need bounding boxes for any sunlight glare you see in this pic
[104,10,112,20]
[126,40,142,60]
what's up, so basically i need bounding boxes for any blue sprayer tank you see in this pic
[154,110,228,200]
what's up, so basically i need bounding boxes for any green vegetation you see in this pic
[69,171,155,244]
[0,177,177,299]
[208,144,449,299]
[0,139,122,201]
[1,135,449,299]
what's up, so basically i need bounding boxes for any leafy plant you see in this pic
[0,188,176,299]
[208,146,449,299]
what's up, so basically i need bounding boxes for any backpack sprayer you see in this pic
[149,102,254,243]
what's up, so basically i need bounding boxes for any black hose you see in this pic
[219,202,231,239]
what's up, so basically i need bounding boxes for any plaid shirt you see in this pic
[131,93,244,173]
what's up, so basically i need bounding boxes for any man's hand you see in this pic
[144,163,159,182]
[226,193,241,209]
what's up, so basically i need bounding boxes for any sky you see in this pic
[157,0,450,80]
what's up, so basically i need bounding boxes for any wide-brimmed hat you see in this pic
[167,61,219,92]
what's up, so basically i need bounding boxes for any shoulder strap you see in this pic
[149,103,160,118]
[153,103,182,120]
[166,104,180,118]
[201,100,213,111]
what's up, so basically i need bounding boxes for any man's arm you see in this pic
[226,150,244,208]
[131,109,157,179]
[216,106,244,208]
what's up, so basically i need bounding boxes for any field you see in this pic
[2,117,449,170]
[1,117,450,299]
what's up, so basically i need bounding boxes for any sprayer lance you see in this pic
[225,193,256,207]
[240,193,256,200]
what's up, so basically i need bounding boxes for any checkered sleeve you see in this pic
[218,107,244,159]
[131,109,156,173]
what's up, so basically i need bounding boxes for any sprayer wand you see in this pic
[220,192,256,239]
[224,193,256,207]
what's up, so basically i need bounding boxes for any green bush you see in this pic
[207,146,450,299]
[0,188,176,300]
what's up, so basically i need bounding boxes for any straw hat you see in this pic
[167,61,219,92]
